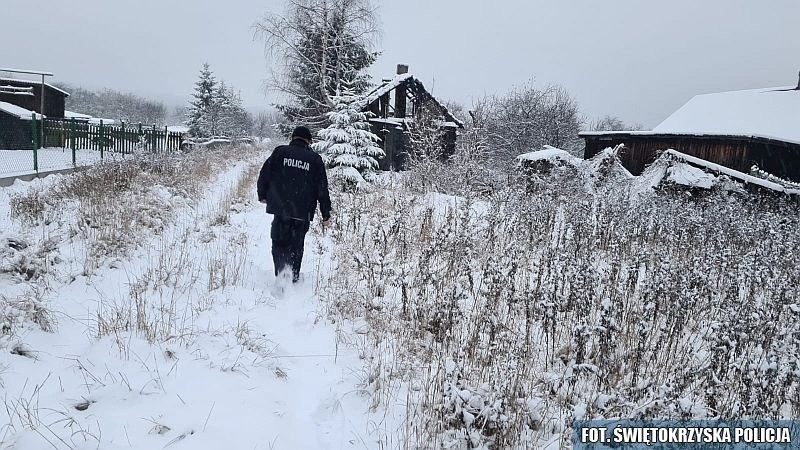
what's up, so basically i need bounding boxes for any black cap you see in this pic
[291,126,313,142]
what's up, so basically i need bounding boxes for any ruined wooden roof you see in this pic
[359,74,464,128]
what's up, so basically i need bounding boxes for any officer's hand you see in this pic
[322,218,332,227]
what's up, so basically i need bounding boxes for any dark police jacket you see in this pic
[257,139,332,222]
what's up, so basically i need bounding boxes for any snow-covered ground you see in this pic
[0,148,127,179]
[318,148,800,449]
[0,152,383,449]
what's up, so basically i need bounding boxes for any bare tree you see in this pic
[253,0,380,132]
[471,81,583,165]
[253,110,282,141]
[58,82,168,125]
[407,100,448,160]
[588,114,643,132]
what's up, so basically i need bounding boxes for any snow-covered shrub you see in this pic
[9,187,50,225]
[404,124,504,198]
[1,288,55,338]
[318,154,800,448]
[312,93,384,186]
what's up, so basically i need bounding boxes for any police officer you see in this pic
[257,126,332,284]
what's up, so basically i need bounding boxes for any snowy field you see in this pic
[0,148,129,179]
[0,148,386,449]
[2,145,798,449]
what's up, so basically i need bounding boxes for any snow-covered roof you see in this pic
[361,74,414,107]
[0,101,41,120]
[167,125,190,133]
[517,145,579,163]
[0,67,54,76]
[64,110,92,120]
[89,117,115,125]
[652,86,800,145]
[0,77,70,96]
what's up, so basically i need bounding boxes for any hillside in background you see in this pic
[55,83,168,125]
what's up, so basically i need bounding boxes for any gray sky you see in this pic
[1,0,797,127]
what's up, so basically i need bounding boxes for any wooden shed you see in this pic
[0,78,69,118]
[359,64,464,171]
[0,102,39,150]
[582,76,800,182]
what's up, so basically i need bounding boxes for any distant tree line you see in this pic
[55,83,168,125]
[587,114,643,132]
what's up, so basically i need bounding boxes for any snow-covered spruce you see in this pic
[312,94,385,185]
[186,63,252,139]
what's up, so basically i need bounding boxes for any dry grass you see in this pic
[4,146,260,343]
[317,163,800,449]
[93,158,261,346]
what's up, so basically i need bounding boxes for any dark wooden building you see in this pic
[582,77,800,182]
[582,132,800,182]
[0,103,35,150]
[0,78,69,118]
[359,64,464,170]
[0,78,70,150]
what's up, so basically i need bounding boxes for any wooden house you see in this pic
[359,64,464,170]
[581,74,800,182]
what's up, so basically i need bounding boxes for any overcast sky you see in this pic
[1,0,797,127]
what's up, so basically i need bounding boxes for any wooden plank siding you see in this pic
[583,134,800,182]
[0,80,67,118]
[0,113,34,150]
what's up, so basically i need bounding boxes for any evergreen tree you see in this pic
[210,80,230,137]
[312,93,384,184]
[186,64,253,139]
[187,63,217,138]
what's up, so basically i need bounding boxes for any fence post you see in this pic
[152,124,157,152]
[71,118,77,167]
[164,126,169,152]
[31,113,39,172]
[99,120,104,160]
[121,121,126,155]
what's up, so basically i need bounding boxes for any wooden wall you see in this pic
[0,114,34,150]
[584,134,800,182]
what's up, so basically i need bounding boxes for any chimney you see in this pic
[395,64,408,118]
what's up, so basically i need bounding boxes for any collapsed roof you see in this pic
[359,73,464,128]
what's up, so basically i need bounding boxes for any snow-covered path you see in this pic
[0,161,376,449]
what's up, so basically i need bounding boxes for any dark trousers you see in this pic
[271,216,310,282]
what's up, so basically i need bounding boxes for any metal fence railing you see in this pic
[0,114,185,178]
